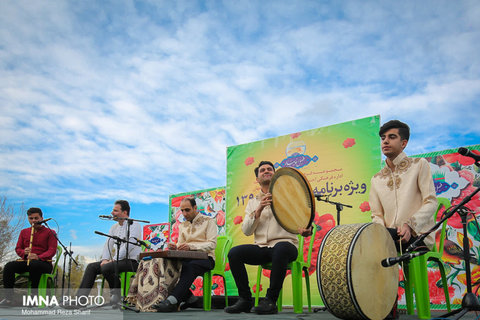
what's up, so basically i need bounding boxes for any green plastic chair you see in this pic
[202,235,232,311]
[254,224,318,313]
[15,245,62,308]
[100,271,136,297]
[403,197,452,319]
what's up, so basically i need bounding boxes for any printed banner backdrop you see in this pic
[169,187,230,296]
[143,223,170,251]
[226,116,382,305]
[405,145,480,308]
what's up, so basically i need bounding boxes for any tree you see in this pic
[57,254,89,294]
[0,197,26,265]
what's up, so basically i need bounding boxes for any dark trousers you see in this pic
[170,257,215,303]
[77,259,138,296]
[386,228,427,252]
[228,242,298,303]
[2,260,53,295]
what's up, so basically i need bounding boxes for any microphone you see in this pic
[99,215,129,221]
[135,238,152,250]
[381,251,428,267]
[35,218,52,225]
[458,147,480,163]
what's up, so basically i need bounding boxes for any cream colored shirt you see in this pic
[178,213,217,260]
[242,191,298,248]
[370,152,437,249]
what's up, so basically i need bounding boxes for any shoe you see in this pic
[252,298,277,314]
[152,300,178,312]
[224,297,252,313]
[179,296,199,310]
[109,294,121,305]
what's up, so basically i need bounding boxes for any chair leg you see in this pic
[223,276,228,307]
[203,272,212,311]
[437,261,451,312]
[403,265,414,315]
[37,274,48,308]
[291,263,303,314]
[277,288,282,312]
[121,272,135,297]
[410,256,431,319]
[304,269,311,312]
[255,266,262,307]
[120,272,126,297]
[100,277,105,296]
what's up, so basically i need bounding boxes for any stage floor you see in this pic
[0,305,477,320]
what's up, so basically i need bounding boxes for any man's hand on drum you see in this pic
[397,223,412,243]
[255,193,272,219]
[298,226,313,237]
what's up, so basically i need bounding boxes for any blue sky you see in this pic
[1,0,479,261]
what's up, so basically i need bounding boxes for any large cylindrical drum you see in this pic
[316,223,398,320]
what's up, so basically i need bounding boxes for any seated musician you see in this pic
[369,120,436,318]
[225,161,312,315]
[127,197,216,312]
[75,200,141,303]
[0,207,58,307]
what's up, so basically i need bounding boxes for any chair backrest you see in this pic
[213,235,232,274]
[434,197,451,255]
[51,245,63,275]
[295,224,318,265]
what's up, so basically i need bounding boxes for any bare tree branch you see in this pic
[0,196,26,265]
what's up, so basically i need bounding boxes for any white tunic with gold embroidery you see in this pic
[177,214,217,260]
[242,191,298,248]
[370,152,437,249]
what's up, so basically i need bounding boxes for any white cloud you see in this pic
[0,0,479,209]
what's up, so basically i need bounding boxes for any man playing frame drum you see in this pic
[370,120,437,318]
[225,161,312,315]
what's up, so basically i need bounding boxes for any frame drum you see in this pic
[269,167,315,234]
[316,223,398,320]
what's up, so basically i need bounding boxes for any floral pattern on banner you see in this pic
[143,223,170,251]
[401,147,480,306]
[169,187,227,296]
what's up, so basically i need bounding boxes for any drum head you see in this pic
[269,167,315,234]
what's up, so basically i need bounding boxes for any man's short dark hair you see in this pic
[181,197,196,207]
[115,200,130,216]
[379,120,410,141]
[254,161,275,177]
[27,207,43,217]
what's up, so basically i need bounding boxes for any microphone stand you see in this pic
[93,231,139,312]
[42,221,78,297]
[97,216,148,311]
[62,242,77,297]
[313,195,351,313]
[404,174,480,319]
[314,194,352,225]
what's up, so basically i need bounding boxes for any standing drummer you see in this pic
[369,120,436,318]
[225,161,312,315]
